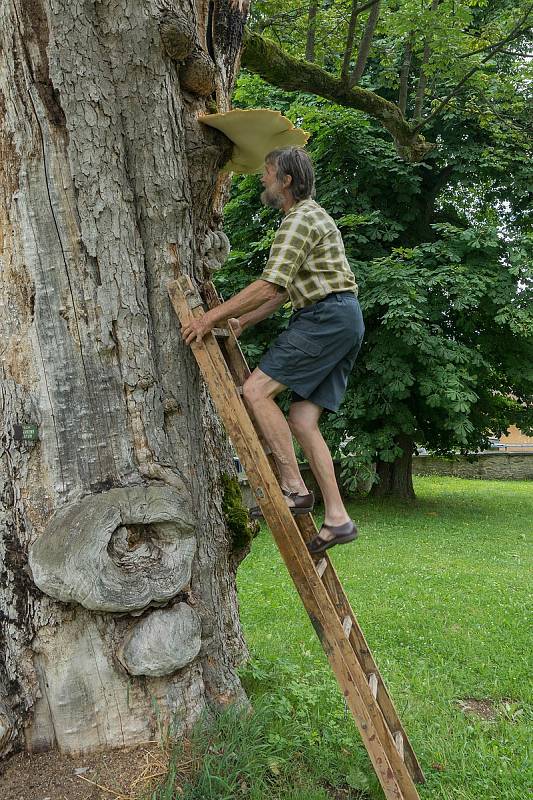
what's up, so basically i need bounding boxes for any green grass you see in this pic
[149,477,532,800]
[237,477,532,799]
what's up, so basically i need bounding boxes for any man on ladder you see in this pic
[182,147,364,555]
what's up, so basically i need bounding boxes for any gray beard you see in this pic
[260,187,285,209]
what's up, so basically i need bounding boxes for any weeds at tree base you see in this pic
[141,692,377,800]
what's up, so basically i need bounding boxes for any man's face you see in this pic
[260,161,286,209]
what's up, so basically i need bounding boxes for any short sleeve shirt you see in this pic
[260,198,358,309]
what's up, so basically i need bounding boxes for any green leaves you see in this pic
[216,73,532,493]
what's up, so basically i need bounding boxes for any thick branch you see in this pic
[350,0,381,87]
[305,1,318,62]
[413,0,440,122]
[341,0,361,82]
[398,33,414,115]
[241,28,434,162]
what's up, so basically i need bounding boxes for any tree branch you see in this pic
[398,32,414,115]
[339,0,381,82]
[256,7,308,34]
[305,1,318,63]
[341,0,361,83]
[413,0,440,122]
[458,25,533,58]
[241,28,434,162]
[412,4,533,132]
[349,0,381,87]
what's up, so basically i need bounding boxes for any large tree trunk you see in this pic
[0,0,250,759]
[370,435,416,500]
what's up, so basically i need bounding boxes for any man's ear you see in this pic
[283,174,293,189]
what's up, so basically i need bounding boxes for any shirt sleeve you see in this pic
[260,210,320,288]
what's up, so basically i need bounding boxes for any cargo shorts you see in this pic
[258,292,364,412]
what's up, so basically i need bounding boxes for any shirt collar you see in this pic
[283,197,314,217]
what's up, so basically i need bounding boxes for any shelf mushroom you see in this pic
[199,108,310,174]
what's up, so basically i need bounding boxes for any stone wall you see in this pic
[412,453,533,481]
[237,461,368,507]
[236,453,532,507]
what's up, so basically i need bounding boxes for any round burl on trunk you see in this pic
[29,486,196,613]
[118,604,202,677]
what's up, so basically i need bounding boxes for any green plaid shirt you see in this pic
[260,198,358,309]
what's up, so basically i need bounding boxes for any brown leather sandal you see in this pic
[307,520,358,555]
[249,490,315,520]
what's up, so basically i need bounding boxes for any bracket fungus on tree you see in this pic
[199,108,310,174]
[118,604,202,677]
[29,486,196,614]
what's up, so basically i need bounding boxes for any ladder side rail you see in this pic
[295,516,425,783]
[201,282,424,784]
[201,280,424,784]
[169,278,421,800]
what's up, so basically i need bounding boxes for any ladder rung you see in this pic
[368,672,378,699]
[213,327,230,338]
[316,558,327,578]
[394,731,405,761]
[342,615,352,638]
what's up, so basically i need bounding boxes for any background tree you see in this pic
[217,68,532,499]
[0,0,253,760]
[242,0,533,159]
[215,0,533,498]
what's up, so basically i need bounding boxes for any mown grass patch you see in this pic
[147,477,532,800]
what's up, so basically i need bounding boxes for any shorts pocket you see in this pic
[284,329,323,357]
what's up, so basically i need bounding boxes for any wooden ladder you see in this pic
[168,274,425,800]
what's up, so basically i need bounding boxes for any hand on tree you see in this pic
[228,317,243,338]
[181,312,215,345]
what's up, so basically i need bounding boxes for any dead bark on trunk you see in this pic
[370,435,416,500]
[0,0,250,759]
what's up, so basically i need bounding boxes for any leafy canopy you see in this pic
[217,75,532,488]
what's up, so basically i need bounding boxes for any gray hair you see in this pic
[265,147,315,201]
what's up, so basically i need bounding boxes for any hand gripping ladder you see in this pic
[168,274,425,800]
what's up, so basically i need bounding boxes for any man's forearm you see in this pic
[239,291,288,330]
[206,280,282,325]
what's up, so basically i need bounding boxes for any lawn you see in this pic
[148,476,531,800]
[234,477,532,800]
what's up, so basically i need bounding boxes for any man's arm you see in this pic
[181,279,284,345]
[238,289,289,332]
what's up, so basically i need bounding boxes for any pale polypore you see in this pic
[199,108,310,174]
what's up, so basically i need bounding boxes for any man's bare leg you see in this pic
[242,369,309,501]
[288,400,351,535]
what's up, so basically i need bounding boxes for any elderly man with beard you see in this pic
[181,147,364,554]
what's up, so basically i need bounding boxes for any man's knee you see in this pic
[288,406,320,438]
[243,369,285,407]
[242,376,261,406]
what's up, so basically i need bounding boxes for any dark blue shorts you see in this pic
[258,292,364,412]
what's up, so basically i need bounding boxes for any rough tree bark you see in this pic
[370,435,416,500]
[0,0,251,759]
